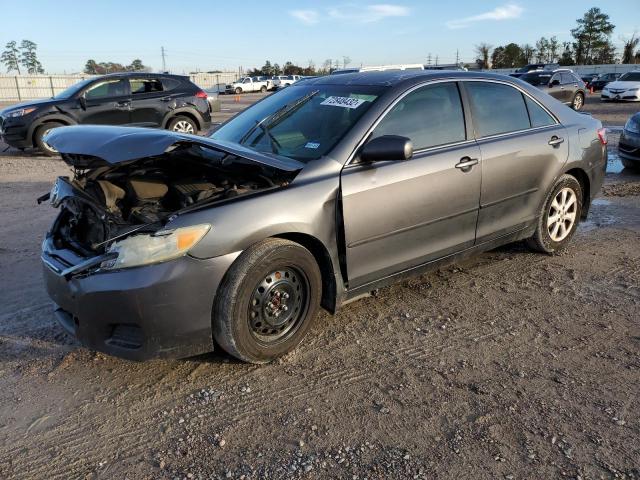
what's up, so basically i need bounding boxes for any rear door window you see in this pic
[161,78,181,91]
[524,96,555,128]
[130,78,164,95]
[371,82,466,150]
[465,82,530,138]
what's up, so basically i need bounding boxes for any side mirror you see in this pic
[360,135,413,162]
[79,95,87,110]
[549,79,560,87]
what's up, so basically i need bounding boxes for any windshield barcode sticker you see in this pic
[320,96,366,109]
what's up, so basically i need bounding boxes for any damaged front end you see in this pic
[41,126,302,278]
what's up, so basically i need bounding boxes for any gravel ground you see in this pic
[0,93,639,480]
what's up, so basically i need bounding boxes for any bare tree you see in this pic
[474,43,493,69]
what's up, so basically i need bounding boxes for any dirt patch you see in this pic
[1,152,639,479]
[602,181,640,197]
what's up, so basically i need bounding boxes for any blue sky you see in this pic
[1,1,638,73]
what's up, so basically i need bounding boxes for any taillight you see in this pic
[597,127,607,145]
[195,90,207,99]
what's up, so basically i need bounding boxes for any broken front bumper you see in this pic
[42,240,239,361]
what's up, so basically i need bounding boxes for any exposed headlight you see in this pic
[7,107,37,117]
[624,118,640,134]
[102,224,211,270]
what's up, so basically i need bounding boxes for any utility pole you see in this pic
[455,49,460,65]
[161,46,167,72]
[435,55,439,66]
[427,53,432,65]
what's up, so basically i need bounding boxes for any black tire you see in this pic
[571,92,584,110]
[527,174,583,254]
[34,122,64,156]
[235,87,242,94]
[213,238,322,363]
[260,85,267,93]
[621,157,640,171]
[167,116,197,134]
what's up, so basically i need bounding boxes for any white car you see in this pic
[225,76,272,94]
[601,71,640,102]
[272,75,302,89]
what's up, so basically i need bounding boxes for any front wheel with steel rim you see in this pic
[527,174,583,254]
[572,92,584,110]
[213,238,322,363]
[34,121,64,156]
[167,116,197,134]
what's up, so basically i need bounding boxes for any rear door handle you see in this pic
[161,96,172,102]
[548,136,564,147]
[115,100,130,109]
[455,157,478,172]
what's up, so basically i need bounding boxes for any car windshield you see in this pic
[52,78,94,99]
[520,72,552,86]
[211,84,384,162]
[619,72,640,82]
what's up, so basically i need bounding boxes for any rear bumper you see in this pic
[42,247,239,361]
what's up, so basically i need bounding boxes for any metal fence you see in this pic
[0,72,240,102]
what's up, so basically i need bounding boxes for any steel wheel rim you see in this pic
[248,267,309,344]
[573,94,583,109]
[173,120,194,133]
[42,128,58,153]
[547,187,577,242]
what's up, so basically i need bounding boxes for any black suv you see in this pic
[0,73,211,156]
[519,69,586,110]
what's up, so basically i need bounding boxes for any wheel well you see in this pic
[169,112,200,130]
[565,168,590,218]
[274,233,337,313]
[31,119,69,146]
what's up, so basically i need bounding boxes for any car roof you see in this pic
[301,70,529,87]
[94,72,186,80]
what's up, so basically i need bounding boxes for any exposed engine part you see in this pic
[127,178,169,201]
[97,180,125,213]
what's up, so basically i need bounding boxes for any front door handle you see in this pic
[548,136,564,147]
[455,157,478,172]
[115,100,131,109]
[161,96,172,102]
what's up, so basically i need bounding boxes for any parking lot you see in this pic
[0,92,638,479]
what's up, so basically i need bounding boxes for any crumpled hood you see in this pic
[44,125,305,172]
[604,80,640,90]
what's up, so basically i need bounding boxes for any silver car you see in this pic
[41,71,607,363]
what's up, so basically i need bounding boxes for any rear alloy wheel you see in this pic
[527,174,582,254]
[572,92,584,110]
[34,122,64,156]
[168,116,197,134]
[213,238,322,363]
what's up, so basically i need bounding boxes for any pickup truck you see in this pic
[272,75,302,89]
[225,76,272,94]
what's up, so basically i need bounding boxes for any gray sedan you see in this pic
[41,71,607,363]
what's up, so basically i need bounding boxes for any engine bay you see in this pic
[51,145,295,255]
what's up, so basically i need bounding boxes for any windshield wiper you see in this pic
[238,90,319,151]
